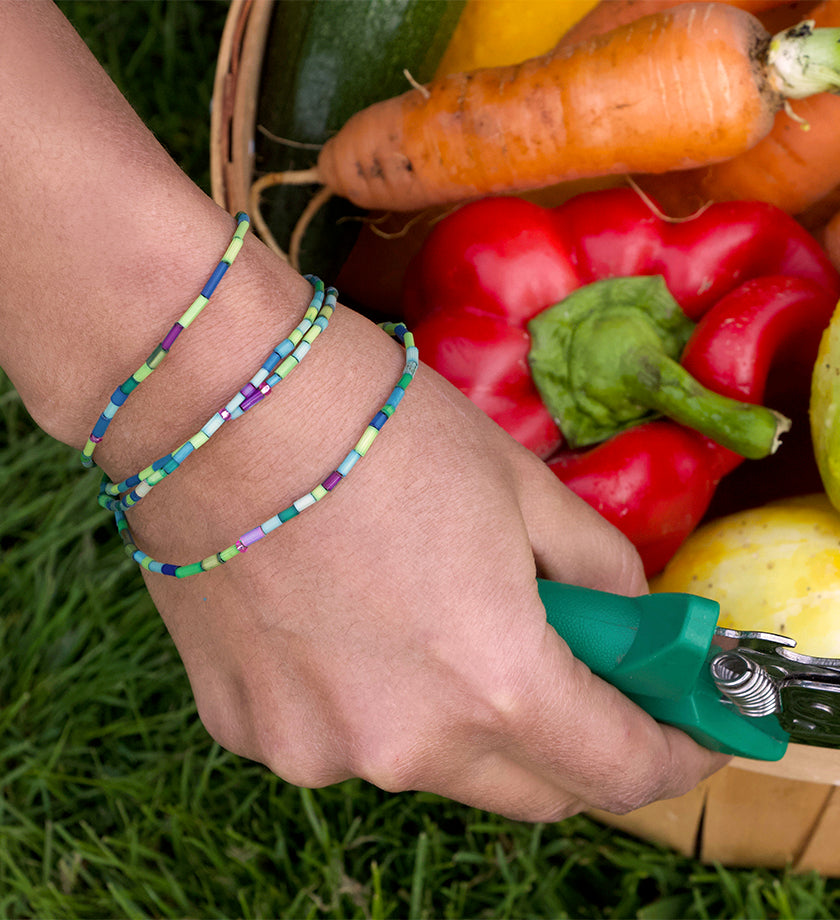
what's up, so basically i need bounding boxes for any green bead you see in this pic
[176,562,205,578]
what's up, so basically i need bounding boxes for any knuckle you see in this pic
[597,786,655,816]
[257,722,350,789]
[589,762,680,815]
[196,695,349,789]
[537,800,586,824]
[194,697,245,759]
[354,739,423,793]
[475,657,542,733]
[263,754,346,790]
[517,797,585,824]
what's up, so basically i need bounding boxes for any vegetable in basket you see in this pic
[402,189,840,573]
[559,0,800,49]
[811,263,840,511]
[252,3,840,228]
[434,0,598,74]
[252,0,465,275]
[652,494,840,658]
[548,275,837,574]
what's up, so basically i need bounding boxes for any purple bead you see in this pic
[161,323,184,351]
[322,470,342,491]
[241,382,271,412]
[239,526,264,547]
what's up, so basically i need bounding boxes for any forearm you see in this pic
[1,0,213,426]
[0,2,405,501]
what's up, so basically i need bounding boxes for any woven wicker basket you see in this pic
[210,0,840,874]
[210,0,273,215]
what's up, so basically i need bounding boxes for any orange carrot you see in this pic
[635,0,840,216]
[557,0,801,49]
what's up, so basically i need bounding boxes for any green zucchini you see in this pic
[255,0,465,282]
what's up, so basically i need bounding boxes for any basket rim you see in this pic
[210,0,274,213]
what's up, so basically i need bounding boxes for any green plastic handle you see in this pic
[537,579,789,760]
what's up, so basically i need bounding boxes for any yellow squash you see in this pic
[651,494,840,657]
[811,299,840,510]
[434,0,598,76]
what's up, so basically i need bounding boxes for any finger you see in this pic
[503,460,729,808]
[512,451,648,596]
[399,619,727,818]
[506,606,730,812]
[421,748,586,823]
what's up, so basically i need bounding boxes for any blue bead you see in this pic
[387,386,406,408]
[91,416,110,439]
[370,410,388,430]
[262,515,283,534]
[161,563,179,577]
[337,451,361,477]
[173,443,194,464]
[200,260,229,299]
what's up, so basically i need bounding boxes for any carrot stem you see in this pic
[768,21,840,98]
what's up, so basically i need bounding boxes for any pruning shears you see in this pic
[538,579,840,760]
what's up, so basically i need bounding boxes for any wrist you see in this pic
[0,2,319,457]
[82,229,316,476]
[111,301,409,571]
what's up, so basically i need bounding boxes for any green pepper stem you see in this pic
[626,345,790,459]
[768,22,840,99]
[527,275,791,454]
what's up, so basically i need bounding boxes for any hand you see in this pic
[123,305,727,822]
[0,2,727,821]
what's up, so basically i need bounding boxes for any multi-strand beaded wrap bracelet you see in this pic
[81,211,419,578]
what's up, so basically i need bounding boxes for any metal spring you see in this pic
[710,651,780,718]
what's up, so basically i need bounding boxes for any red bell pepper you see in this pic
[549,275,836,573]
[402,188,840,573]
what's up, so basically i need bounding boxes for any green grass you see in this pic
[3,2,840,916]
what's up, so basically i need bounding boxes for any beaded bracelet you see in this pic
[113,321,419,577]
[98,277,336,512]
[81,212,250,468]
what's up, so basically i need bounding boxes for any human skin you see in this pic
[0,0,727,821]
